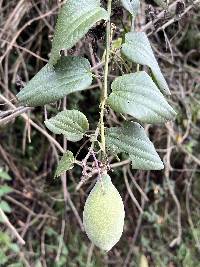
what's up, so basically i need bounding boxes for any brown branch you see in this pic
[165,133,182,247]
[155,0,200,33]
[0,106,32,125]
[141,0,200,33]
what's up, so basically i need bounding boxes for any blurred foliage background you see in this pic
[0,0,200,266]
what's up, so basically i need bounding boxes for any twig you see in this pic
[67,194,84,232]
[0,5,60,63]
[0,94,65,153]
[41,230,47,267]
[0,106,25,118]
[123,172,149,267]
[127,167,149,202]
[141,0,184,32]
[0,207,25,245]
[0,38,48,62]
[155,0,200,33]
[111,159,130,168]
[165,134,182,247]
[55,219,66,262]
[5,195,56,219]
[123,167,143,214]
[0,106,32,125]
[76,159,131,191]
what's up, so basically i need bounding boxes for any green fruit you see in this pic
[139,255,149,267]
[83,173,125,251]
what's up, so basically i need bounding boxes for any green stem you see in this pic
[100,0,112,159]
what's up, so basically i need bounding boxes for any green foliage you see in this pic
[0,169,12,181]
[17,57,93,107]
[122,32,171,95]
[16,0,176,173]
[0,169,12,214]
[55,151,75,177]
[0,185,12,198]
[49,0,108,65]
[108,71,176,123]
[0,228,21,266]
[0,200,12,213]
[121,0,140,16]
[106,122,164,170]
[1,0,200,265]
[45,110,89,142]
[178,243,200,267]
[13,0,178,254]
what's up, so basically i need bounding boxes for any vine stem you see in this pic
[100,0,112,158]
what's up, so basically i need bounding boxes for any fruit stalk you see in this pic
[100,0,112,158]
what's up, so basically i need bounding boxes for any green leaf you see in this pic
[49,0,108,65]
[55,151,74,177]
[9,243,20,253]
[0,169,12,181]
[122,32,171,95]
[0,185,13,197]
[0,201,12,213]
[34,261,43,267]
[44,110,89,142]
[17,56,93,107]
[0,251,7,265]
[106,122,164,170]
[108,71,176,123]
[121,0,140,16]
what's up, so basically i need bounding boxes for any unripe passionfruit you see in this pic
[139,255,149,267]
[83,173,125,251]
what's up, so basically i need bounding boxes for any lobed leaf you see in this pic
[122,32,171,95]
[108,71,176,123]
[17,56,93,107]
[55,151,74,177]
[121,0,140,16]
[49,0,108,65]
[44,110,89,142]
[106,121,164,170]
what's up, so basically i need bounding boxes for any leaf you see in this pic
[44,110,89,142]
[108,71,176,123]
[106,121,164,170]
[55,151,74,177]
[9,243,20,254]
[121,0,140,16]
[0,169,12,181]
[122,32,171,95]
[0,201,12,213]
[49,0,108,65]
[17,56,93,107]
[0,185,12,197]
